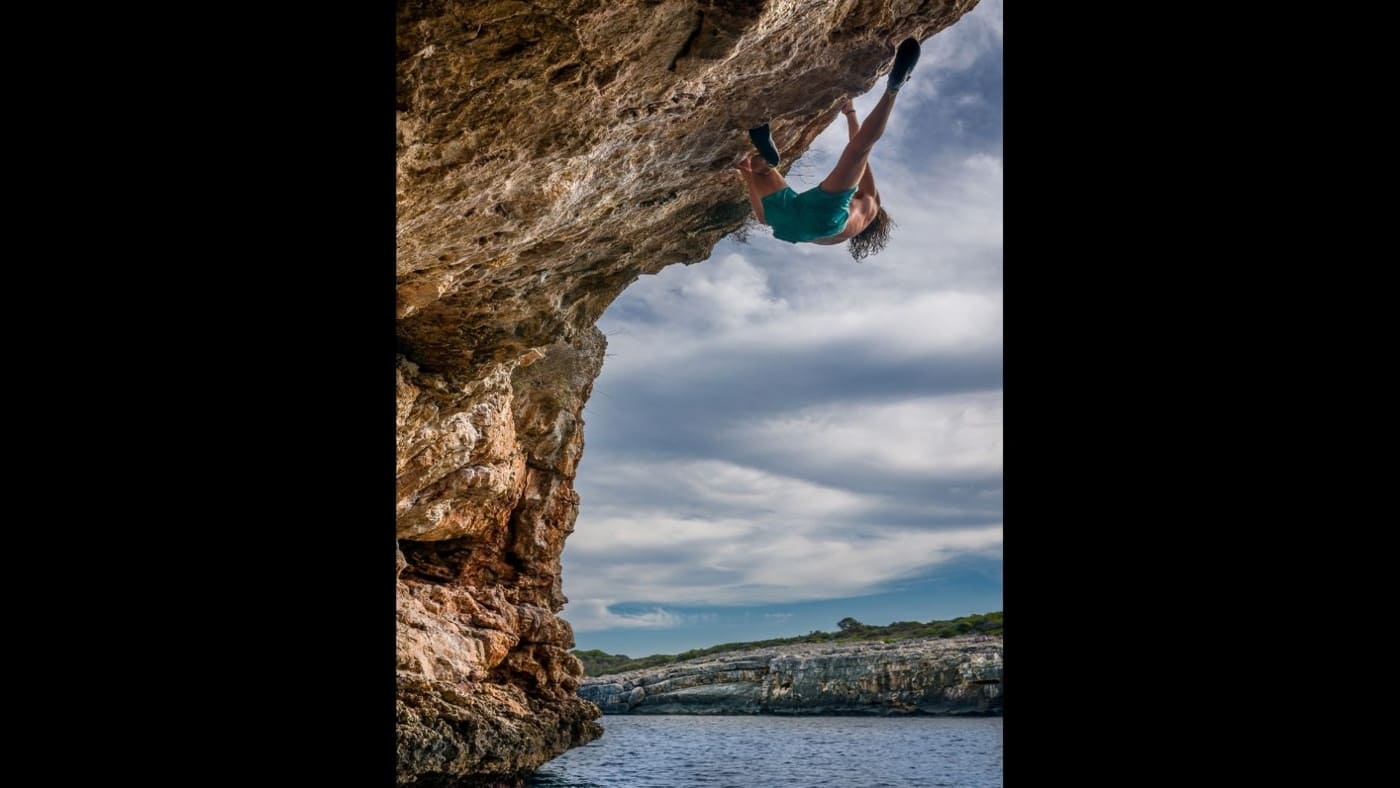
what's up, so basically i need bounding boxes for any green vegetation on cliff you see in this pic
[574,611,1003,677]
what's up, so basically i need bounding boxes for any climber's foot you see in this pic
[887,37,920,93]
[748,123,781,167]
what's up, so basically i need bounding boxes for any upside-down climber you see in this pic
[735,37,921,261]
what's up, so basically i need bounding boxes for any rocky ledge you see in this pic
[579,636,1003,715]
[396,0,981,784]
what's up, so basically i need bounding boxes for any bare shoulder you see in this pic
[852,190,878,213]
[847,192,879,231]
[815,193,879,244]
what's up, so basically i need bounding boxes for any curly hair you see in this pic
[847,207,893,262]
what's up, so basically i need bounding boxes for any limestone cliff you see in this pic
[396,1,981,784]
[579,636,1003,715]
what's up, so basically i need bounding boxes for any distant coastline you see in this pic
[577,632,1002,716]
[575,611,1003,677]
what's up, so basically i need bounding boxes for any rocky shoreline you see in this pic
[578,635,1002,716]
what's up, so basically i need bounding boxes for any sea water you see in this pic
[528,715,1002,787]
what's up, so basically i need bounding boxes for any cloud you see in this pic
[734,391,1003,479]
[566,599,684,633]
[564,458,1004,608]
[606,278,999,372]
[565,513,1003,608]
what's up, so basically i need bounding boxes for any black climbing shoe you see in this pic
[748,123,781,167]
[887,37,921,93]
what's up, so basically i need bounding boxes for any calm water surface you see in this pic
[528,715,1002,787]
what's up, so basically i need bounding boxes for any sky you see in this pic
[562,0,1003,657]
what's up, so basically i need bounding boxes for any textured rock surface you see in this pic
[578,636,1003,715]
[396,0,981,784]
[395,336,605,786]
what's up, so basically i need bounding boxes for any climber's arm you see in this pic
[737,162,767,224]
[843,101,878,202]
[858,160,878,203]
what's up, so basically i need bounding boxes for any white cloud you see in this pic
[564,458,1003,607]
[599,260,1002,381]
[726,524,1003,598]
[736,391,1003,478]
[751,288,1001,358]
[566,599,683,633]
[642,253,788,331]
[572,460,875,548]
[566,514,1003,607]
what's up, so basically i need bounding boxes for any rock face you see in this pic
[395,335,606,786]
[578,636,1003,715]
[396,1,981,784]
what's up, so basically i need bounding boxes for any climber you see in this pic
[735,37,920,261]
